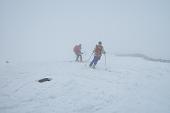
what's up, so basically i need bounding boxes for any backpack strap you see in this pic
[95,45,103,55]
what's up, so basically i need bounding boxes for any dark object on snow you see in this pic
[5,61,9,63]
[38,78,52,83]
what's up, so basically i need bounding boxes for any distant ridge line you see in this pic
[115,53,170,63]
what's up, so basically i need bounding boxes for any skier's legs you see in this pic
[80,55,82,62]
[75,54,79,61]
[89,56,95,67]
[89,56,99,67]
[92,56,100,68]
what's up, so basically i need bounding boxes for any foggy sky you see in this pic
[0,0,170,61]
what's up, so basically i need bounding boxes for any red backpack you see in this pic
[73,45,81,53]
[95,45,103,55]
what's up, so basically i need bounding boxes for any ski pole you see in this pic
[86,52,94,62]
[104,54,106,65]
[104,54,107,70]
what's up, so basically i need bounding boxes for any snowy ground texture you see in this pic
[0,54,170,113]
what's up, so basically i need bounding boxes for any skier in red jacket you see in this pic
[73,44,83,62]
[89,41,105,68]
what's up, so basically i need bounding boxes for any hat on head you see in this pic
[98,41,102,44]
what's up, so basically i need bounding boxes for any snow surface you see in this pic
[0,54,170,113]
[1,0,170,113]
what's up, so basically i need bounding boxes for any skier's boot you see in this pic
[92,65,96,69]
[89,62,93,67]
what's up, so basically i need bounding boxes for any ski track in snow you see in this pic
[0,55,170,113]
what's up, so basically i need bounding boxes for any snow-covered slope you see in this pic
[0,54,170,113]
